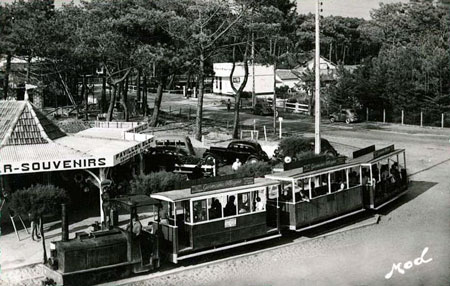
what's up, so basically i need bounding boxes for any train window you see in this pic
[267,185,279,200]
[280,182,293,202]
[224,195,237,217]
[253,189,266,211]
[372,163,381,183]
[183,201,191,223]
[238,192,251,214]
[158,201,170,225]
[294,178,311,201]
[208,197,223,220]
[311,174,328,198]
[136,205,157,227]
[348,166,361,187]
[330,169,346,192]
[193,200,207,222]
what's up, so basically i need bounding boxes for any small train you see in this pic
[43,145,408,285]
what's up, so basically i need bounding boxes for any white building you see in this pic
[275,69,300,90]
[213,63,274,95]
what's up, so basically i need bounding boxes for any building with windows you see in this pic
[213,63,275,95]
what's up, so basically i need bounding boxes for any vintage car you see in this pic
[329,108,359,124]
[203,140,270,165]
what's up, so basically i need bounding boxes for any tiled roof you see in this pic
[0,101,26,146]
[0,100,66,148]
[276,69,299,80]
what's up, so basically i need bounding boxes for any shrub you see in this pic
[130,171,187,195]
[239,161,272,177]
[278,136,313,158]
[10,184,69,219]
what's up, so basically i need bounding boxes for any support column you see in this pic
[99,168,106,223]
[139,154,145,176]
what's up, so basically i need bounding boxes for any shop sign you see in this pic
[0,157,110,175]
[114,140,153,164]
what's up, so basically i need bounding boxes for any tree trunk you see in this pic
[121,75,129,121]
[82,75,88,120]
[40,216,47,263]
[142,73,147,116]
[107,84,117,121]
[101,75,107,113]
[26,56,31,83]
[3,53,11,99]
[136,68,141,113]
[150,79,164,127]
[195,51,205,141]
[230,44,250,139]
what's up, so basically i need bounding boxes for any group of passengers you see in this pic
[280,183,310,203]
[370,162,402,196]
[193,195,265,221]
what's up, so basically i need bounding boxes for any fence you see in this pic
[364,108,449,128]
[266,97,309,113]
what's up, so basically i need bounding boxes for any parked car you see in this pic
[144,135,211,178]
[273,137,339,163]
[203,140,270,165]
[329,108,359,124]
[253,99,278,117]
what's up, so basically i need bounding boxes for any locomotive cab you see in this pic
[43,195,161,286]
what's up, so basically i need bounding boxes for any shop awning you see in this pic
[0,100,153,175]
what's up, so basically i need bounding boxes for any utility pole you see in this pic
[314,0,321,154]
[252,32,256,108]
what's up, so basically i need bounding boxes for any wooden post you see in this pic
[442,113,444,128]
[366,107,369,121]
[383,109,386,123]
[263,125,267,141]
[183,86,186,97]
[253,119,256,131]
[420,111,423,127]
[401,110,404,125]
[61,204,69,242]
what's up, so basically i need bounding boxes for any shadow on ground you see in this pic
[377,180,437,216]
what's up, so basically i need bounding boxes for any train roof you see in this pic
[266,161,361,182]
[151,177,276,202]
[349,148,405,165]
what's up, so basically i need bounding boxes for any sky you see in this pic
[296,0,410,19]
[1,0,411,19]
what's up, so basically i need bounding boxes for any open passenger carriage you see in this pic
[266,157,366,231]
[150,176,281,263]
[350,145,408,210]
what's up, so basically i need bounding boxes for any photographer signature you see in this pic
[385,247,432,279]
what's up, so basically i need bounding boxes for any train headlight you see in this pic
[284,156,292,164]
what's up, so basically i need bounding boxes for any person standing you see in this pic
[30,212,41,241]
[227,99,231,112]
[232,158,242,171]
[101,180,112,228]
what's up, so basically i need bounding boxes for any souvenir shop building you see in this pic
[0,100,153,222]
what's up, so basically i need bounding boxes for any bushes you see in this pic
[277,136,313,158]
[130,171,187,195]
[10,184,69,219]
[239,161,272,177]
